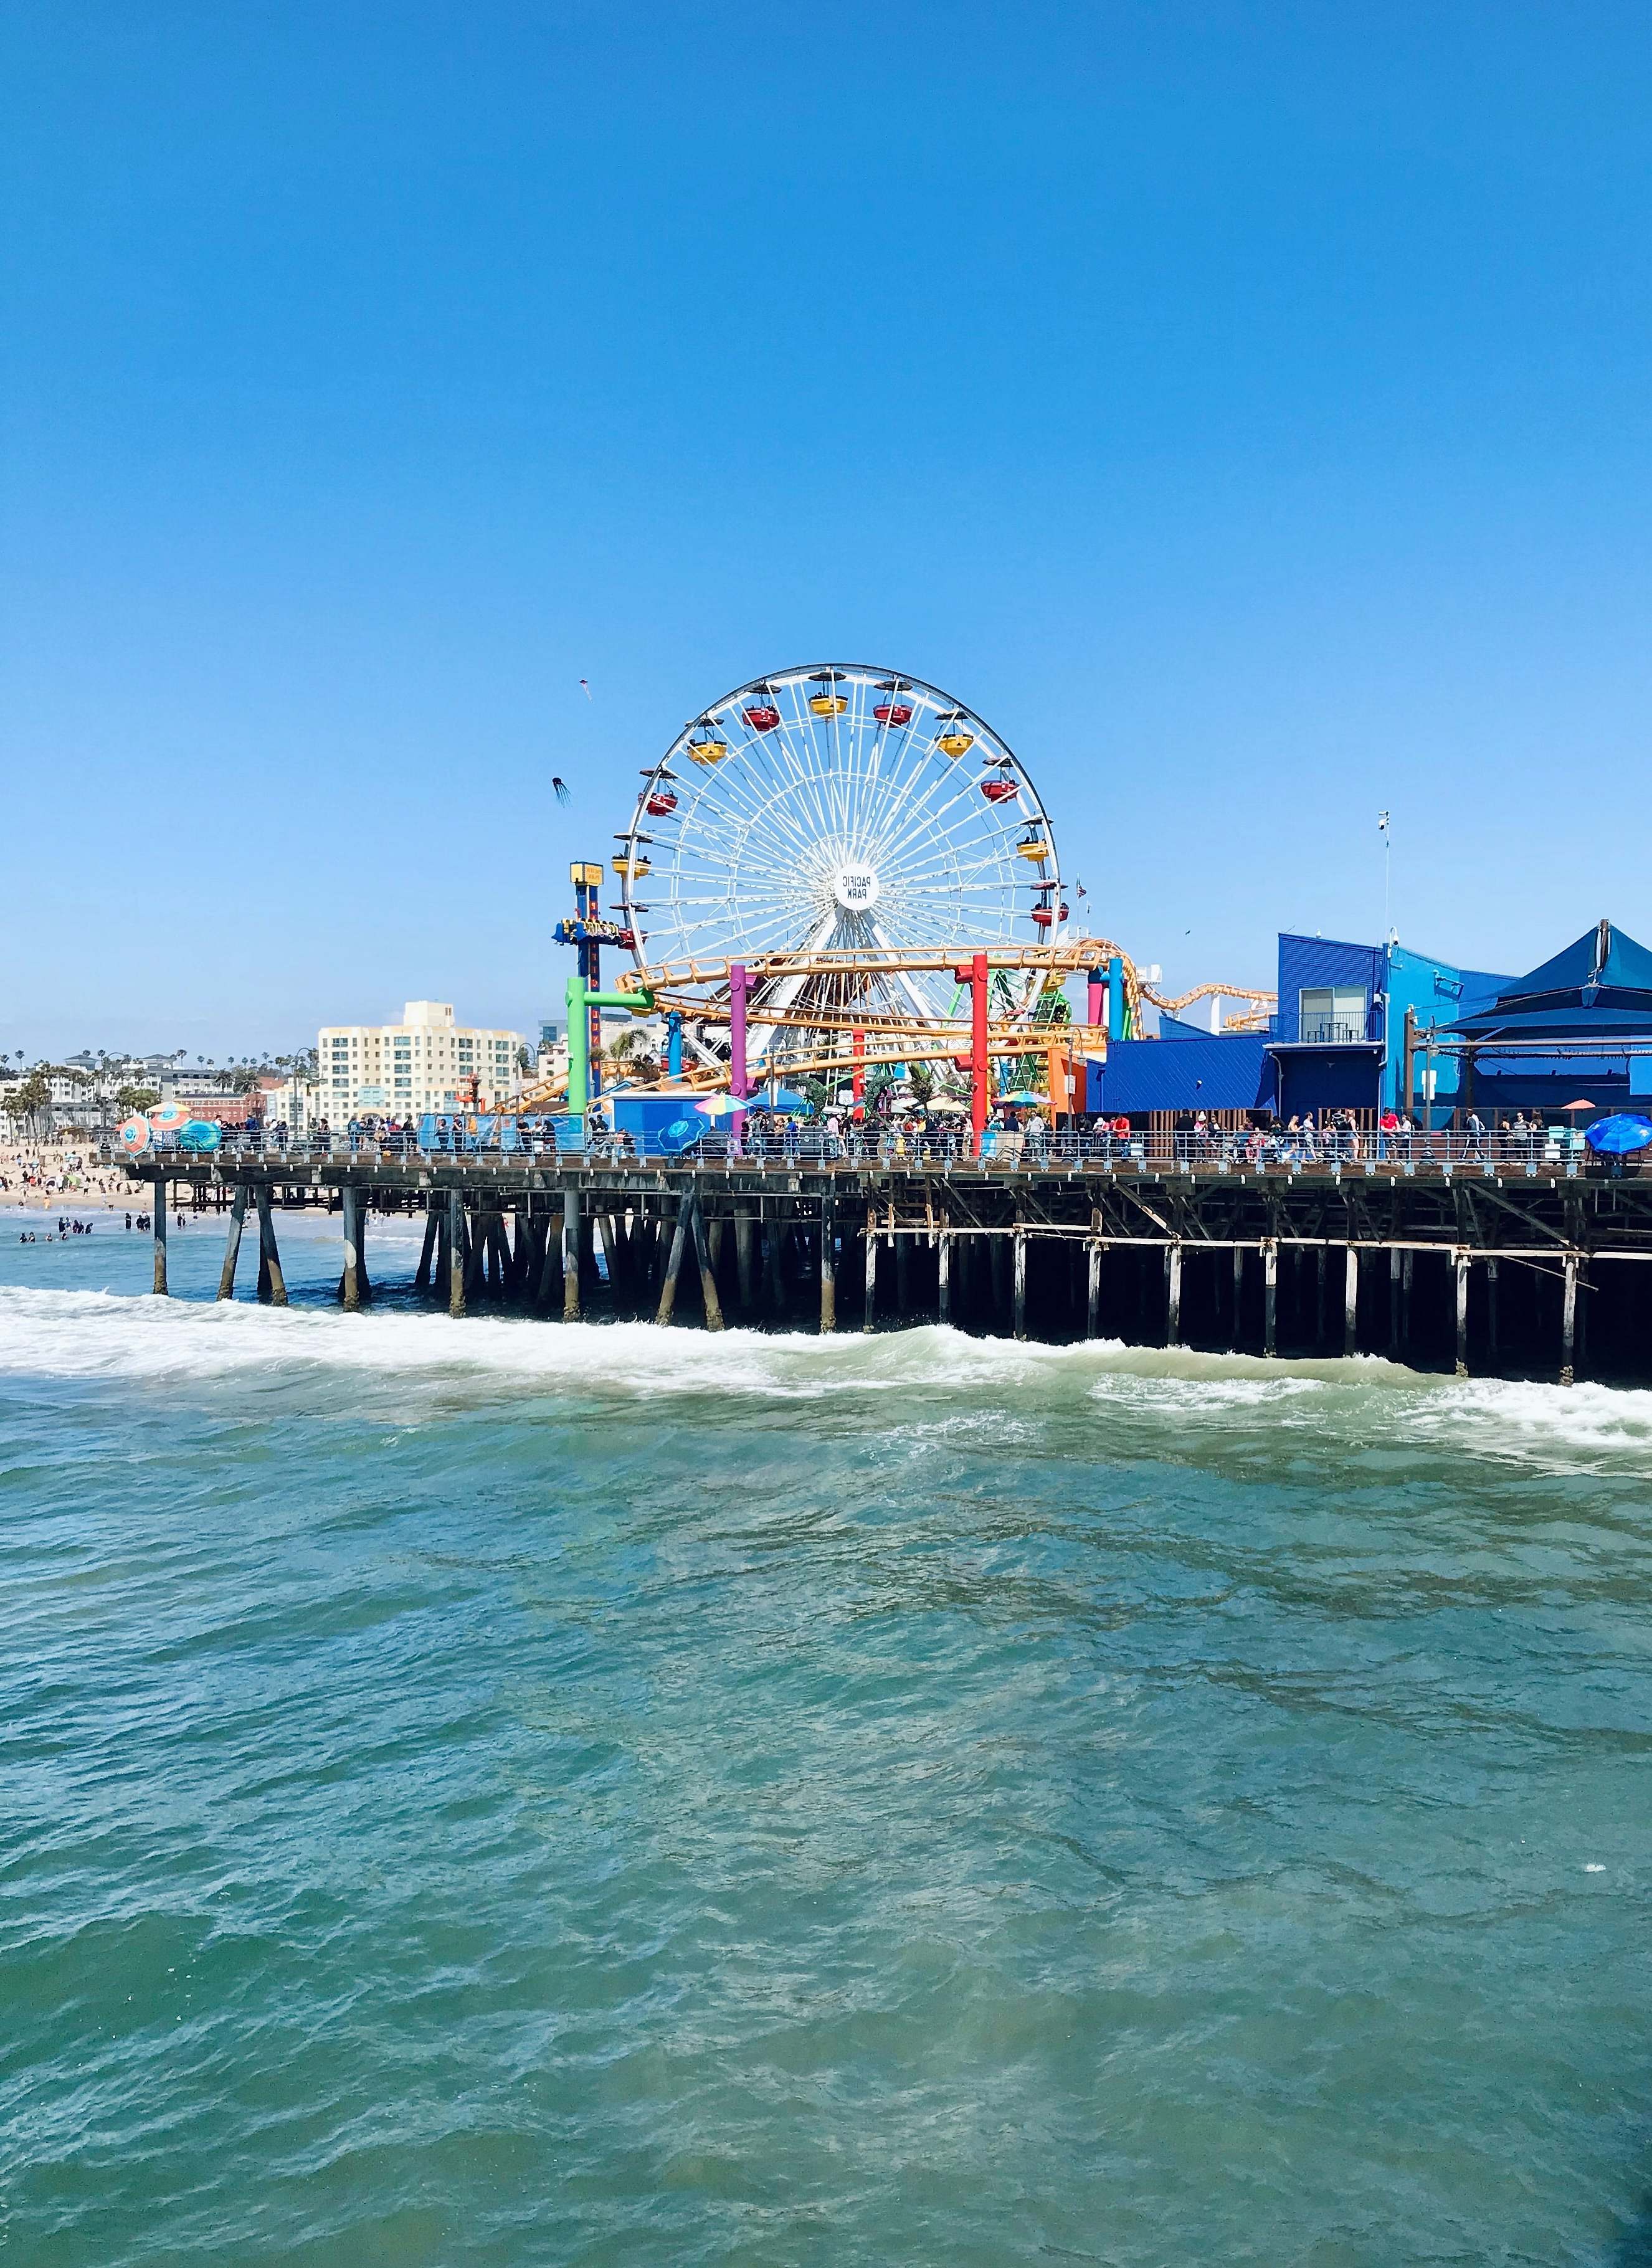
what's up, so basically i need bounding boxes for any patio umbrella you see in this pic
[148,1100,189,1131]
[178,1121,221,1152]
[1560,1098,1597,1113]
[999,1089,1044,1107]
[923,1097,971,1115]
[1585,1114,1652,1155]
[116,1115,151,1155]
[695,1092,749,1119]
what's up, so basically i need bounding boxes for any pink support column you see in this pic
[729,963,749,1099]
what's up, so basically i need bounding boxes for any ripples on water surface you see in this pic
[2,1214,1651,2264]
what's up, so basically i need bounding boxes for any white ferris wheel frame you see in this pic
[615,663,1066,1046]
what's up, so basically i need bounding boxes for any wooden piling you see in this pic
[1013,1225,1027,1341]
[938,1230,952,1324]
[1561,1251,1578,1386]
[563,1190,582,1322]
[767,1208,786,1314]
[1454,1249,1469,1377]
[735,1206,755,1312]
[895,1230,911,1320]
[1087,1240,1102,1337]
[1166,1241,1183,1346]
[1344,1245,1359,1359]
[1389,1246,1402,1354]
[152,1180,168,1296]
[1486,1258,1499,1362]
[691,1198,724,1330]
[447,1187,467,1318]
[340,1185,363,1309]
[863,1215,878,1333]
[819,1197,836,1334]
[255,1191,288,1307]
[217,1187,247,1301]
[415,1205,439,1291]
[1232,1243,1244,1348]
[657,1196,692,1326]
[1263,1240,1278,1356]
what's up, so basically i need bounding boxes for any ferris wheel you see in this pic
[614,665,1066,1066]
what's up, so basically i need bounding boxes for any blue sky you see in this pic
[4,2,1651,1056]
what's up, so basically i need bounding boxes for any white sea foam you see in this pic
[1,1286,1651,1474]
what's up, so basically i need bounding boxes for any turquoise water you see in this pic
[3,1211,1652,2265]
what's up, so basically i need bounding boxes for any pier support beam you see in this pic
[895,1230,911,1321]
[1263,1240,1278,1356]
[1013,1225,1027,1341]
[1166,1241,1183,1347]
[447,1188,467,1318]
[563,1190,582,1322]
[217,1187,247,1300]
[1389,1246,1402,1354]
[255,1191,288,1307]
[691,1198,724,1331]
[414,1205,439,1293]
[152,1181,168,1296]
[1455,1249,1470,1377]
[819,1196,836,1334]
[1561,1251,1578,1387]
[1232,1243,1245,1349]
[1486,1259,1500,1363]
[657,1197,692,1326]
[863,1217,878,1333]
[341,1185,363,1310]
[1087,1240,1103,1337]
[766,1210,786,1315]
[938,1230,952,1325]
[1344,1245,1359,1359]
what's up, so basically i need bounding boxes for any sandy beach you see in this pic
[0,1143,132,1210]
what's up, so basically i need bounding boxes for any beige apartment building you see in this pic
[318,1002,528,1119]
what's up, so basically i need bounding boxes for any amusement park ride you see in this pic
[523,664,1275,1132]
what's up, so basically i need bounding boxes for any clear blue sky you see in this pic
[4,2,1651,1057]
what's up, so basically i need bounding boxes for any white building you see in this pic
[318,1002,528,1119]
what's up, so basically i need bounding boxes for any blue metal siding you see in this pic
[1088,1034,1276,1114]
[1276,934,1384,1043]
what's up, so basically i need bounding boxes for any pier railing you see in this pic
[118,1124,1617,1179]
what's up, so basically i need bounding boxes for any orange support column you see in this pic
[954,952,989,1152]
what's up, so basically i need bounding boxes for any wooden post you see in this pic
[938,1229,952,1324]
[1401,1248,1413,1350]
[1316,1246,1327,1349]
[1389,1245,1402,1354]
[414,1205,439,1291]
[1087,1240,1102,1337]
[895,1230,911,1319]
[1344,1245,1359,1358]
[597,1209,621,1306]
[255,1191,288,1306]
[217,1187,248,1301]
[863,1213,878,1333]
[819,1194,836,1334]
[1012,1225,1027,1340]
[767,1207,786,1314]
[447,1187,467,1317]
[1263,1240,1278,1355]
[341,1184,362,1310]
[1561,1251,1578,1387]
[436,1203,452,1299]
[1166,1241,1183,1345]
[1232,1241,1243,1348]
[152,1178,168,1296]
[657,1196,691,1326]
[1486,1258,1499,1362]
[691,1197,725,1330]
[563,1190,582,1321]
[736,1205,755,1312]
[1455,1248,1469,1377]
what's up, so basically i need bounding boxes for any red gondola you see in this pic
[1031,904,1054,927]
[743,703,781,731]
[980,777,1018,803]
[645,790,678,816]
[873,701,914,728]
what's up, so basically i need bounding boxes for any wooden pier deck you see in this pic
[124,1149,1652,1385]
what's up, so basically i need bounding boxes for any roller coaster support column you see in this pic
[954,954,990,1152]
[1106,957,1128,1041]
[729,964,749,1099]
[565,976,655,1114]
[666,1012,683,1079]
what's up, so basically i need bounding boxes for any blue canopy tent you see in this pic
[1445,919,1652,1118]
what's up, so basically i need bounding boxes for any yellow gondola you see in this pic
[1017,830,1050,862]
[686,736,729,765]
[936,729,974,757]
[613,855,652,880]
[809,693,848,716]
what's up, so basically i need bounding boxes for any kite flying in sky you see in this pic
[552,777,571,805]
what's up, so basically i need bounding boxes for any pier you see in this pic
[125,1142,1652,1385]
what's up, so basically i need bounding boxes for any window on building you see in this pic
[1298,985,1368,1044]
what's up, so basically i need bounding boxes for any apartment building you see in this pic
[318,1002,527,1117]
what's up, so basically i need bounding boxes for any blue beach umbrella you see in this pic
[178,1120,222,1152]
[657,1118,705,1154]
[1585,1113,1652,1155]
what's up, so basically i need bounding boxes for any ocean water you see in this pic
[3,1210,1651,2266]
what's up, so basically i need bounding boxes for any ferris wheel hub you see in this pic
[830,862,881,914]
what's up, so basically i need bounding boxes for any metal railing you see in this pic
[1295,1016,1371,1045]
[115,1122,1613,1177]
